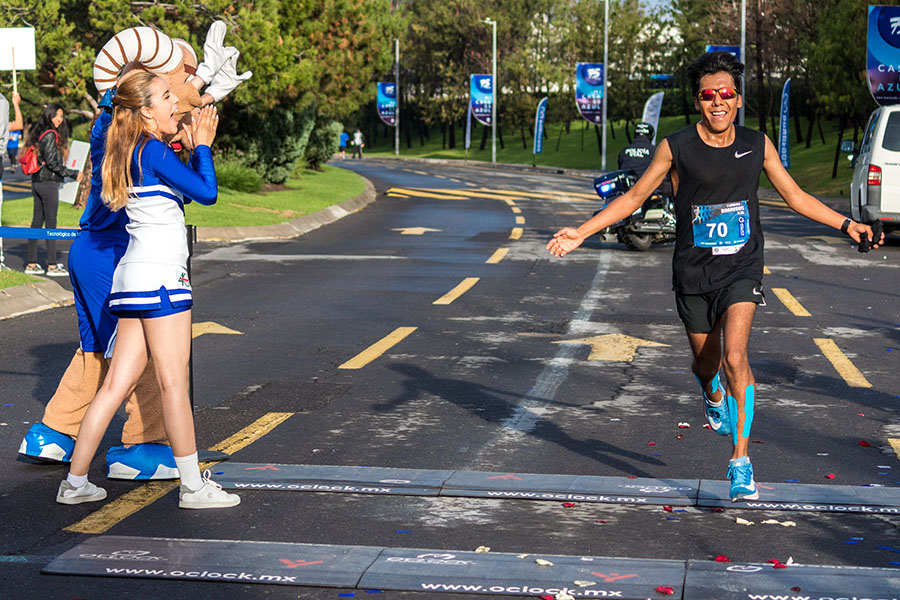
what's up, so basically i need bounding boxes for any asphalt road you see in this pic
[1,157,898,599]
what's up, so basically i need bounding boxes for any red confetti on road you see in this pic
[859,440,871,447]
[648,442,657,446]
[825,473,836,479]
[714,555,731,562]
[655,586,675,595]
[562,502,575,508]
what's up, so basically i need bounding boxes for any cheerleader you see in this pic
[57,71,238,509]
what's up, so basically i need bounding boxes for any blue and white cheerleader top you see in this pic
[108,139,217,316]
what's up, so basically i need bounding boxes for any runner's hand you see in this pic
[546,227,584,257]
[848,221,883,249]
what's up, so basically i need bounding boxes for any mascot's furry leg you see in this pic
[19,351,177,480]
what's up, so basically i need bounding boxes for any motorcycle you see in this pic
[592,169,676,251]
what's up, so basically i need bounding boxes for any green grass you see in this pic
[0,165,366,228]
[0,269,40,290]
[367,114,855,198]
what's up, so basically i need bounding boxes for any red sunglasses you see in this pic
[697,87,738,101]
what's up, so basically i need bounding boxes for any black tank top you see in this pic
[666,124,765,294]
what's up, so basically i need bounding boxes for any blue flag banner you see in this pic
[705,45,741,61]
[867,5,900,106]
[533,97,548,155]
[376,82,397,126]
[465,102,472,150]
[470,74,493,126]
[575,63,604,124]
[779,78,791,169]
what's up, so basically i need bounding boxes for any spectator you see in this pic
[7,128,22,172]
[339,130,349,159]
[352,128,364,159]
[25,103,82,277]
[0,91,23,267]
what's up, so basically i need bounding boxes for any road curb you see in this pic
[0,279,74,321]
[0,175,377,320]
[198,176,377,242]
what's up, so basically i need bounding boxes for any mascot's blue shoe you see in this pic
[106,443,178,480]
[18,423,75,462]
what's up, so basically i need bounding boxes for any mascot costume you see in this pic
[19,23,251,480]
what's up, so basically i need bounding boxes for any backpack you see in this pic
[18,130,58,175]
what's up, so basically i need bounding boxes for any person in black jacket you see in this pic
[617,122,656,177]
[24,104,83,276]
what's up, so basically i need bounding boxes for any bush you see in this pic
[216,159,263,193]
[304,120,343,170]
[218,103,316,184]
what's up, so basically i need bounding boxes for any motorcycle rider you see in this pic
[618,122,656,176]
[619,122,672,197]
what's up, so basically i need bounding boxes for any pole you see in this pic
[739,0,746,126]
[601,0,608,171]
[395,39,400,156]
[491,19,497,164]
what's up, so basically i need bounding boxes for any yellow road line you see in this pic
[386,187,467,200]
[509,227,523,240]
[515,216,525,225]
[890,439,900,459]
[387,193,409,198]
[511,207,522,214]
[771,288,812,317]
[433,277,480,305]
[65,412,294,534]
[813,338,872,388]
[413,170,428,175]
[339,326,417,369]
[763,266,772,274]
[486,248,509,264]
[442,190,522,202]
[484,188,597,201]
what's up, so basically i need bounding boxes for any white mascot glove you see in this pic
[195,21,237,84]
[205,48,253,102]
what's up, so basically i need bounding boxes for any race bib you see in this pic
[692,201,750,255]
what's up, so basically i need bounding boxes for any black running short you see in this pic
[675,279,766,334]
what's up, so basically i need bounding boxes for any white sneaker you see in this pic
[179,471,240,509]
[57,480,107,505]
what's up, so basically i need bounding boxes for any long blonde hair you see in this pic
[101,71,160,211]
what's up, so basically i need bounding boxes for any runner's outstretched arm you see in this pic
[763,135,882,248]
[547,140,674,257]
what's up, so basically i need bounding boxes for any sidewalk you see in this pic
[0,177,376,321]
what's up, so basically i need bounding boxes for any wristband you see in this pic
[840,218,851,234]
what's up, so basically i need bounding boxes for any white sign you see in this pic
[0,28,36,70]
[59,140,89,205]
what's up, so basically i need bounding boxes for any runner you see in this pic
[546,51,882,501]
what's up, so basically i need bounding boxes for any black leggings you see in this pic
[27,180,60,265]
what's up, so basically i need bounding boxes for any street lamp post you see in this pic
[485,17,497,163]
[395,38,400,155]
[601,0,608,171]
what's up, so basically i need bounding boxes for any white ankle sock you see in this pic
[174,452,203,491]
[66,473,88,488]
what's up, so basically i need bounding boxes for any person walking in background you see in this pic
[56,72,239,509]
[352,128,364,159]
[7,127,22,172]
[339,130,349,159]
[24,103,83,277]
[0,91,23,268]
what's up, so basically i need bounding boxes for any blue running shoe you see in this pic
[727,456,759,502]
[699,373,731,436]
[18,423,75,462]
[106,443,178,480]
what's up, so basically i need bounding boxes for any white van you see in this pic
[844,105,900,233]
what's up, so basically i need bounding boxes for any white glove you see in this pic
[205,48,252,102]
[194,21,236,84]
